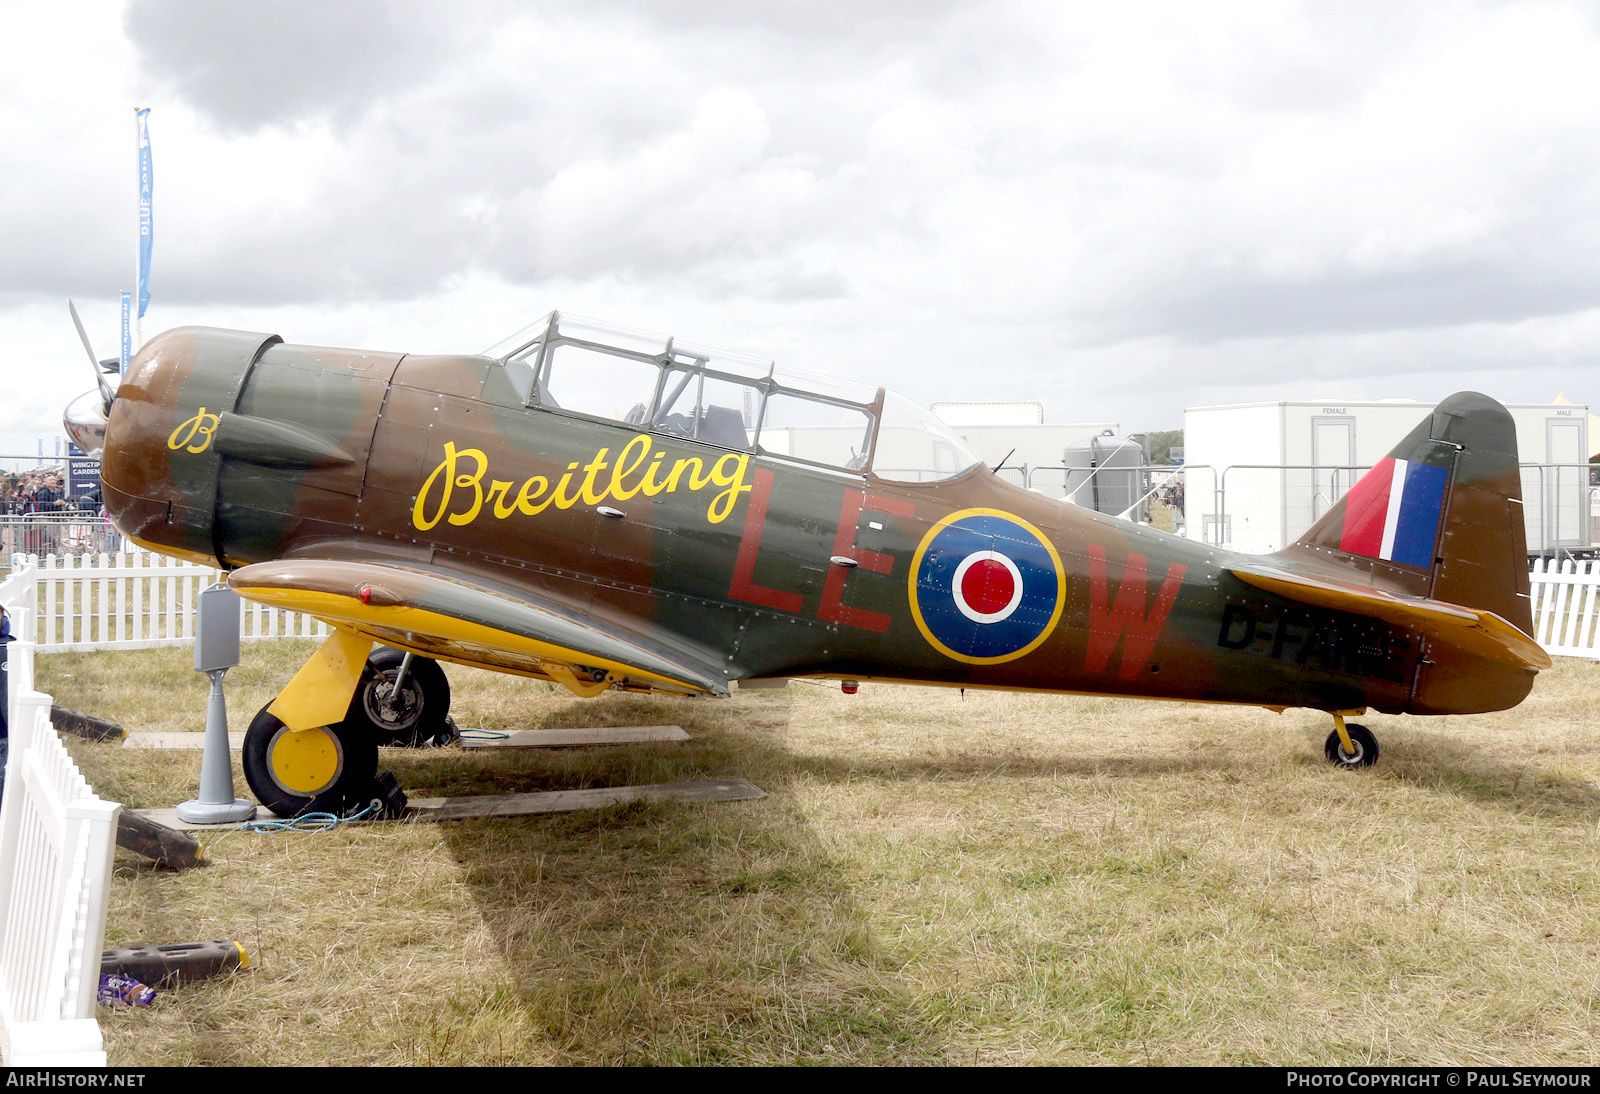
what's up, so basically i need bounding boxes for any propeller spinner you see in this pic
[62,299,119,456]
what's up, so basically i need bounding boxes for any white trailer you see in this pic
[927,405,1119,494]
[1183,399,1590,555]
[760,420,1121,491]
[949,423,1122,493]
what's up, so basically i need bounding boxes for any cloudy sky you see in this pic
[5,0,1600,457]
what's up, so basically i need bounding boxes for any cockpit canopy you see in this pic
[483,311,981,483]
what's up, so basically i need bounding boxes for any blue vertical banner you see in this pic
[136,107,152,319]
[120,291,132,373]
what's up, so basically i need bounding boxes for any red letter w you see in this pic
[1085,545,1187,680]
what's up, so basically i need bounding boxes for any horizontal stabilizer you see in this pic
[1226,560,1551,671]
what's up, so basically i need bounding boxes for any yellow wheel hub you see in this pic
[269,726,342,795]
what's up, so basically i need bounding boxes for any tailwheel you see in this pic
[1324,720,1379,769]
[242,705,379,817]
[346,647,452,747]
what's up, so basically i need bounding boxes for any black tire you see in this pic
[242,705,380,817]
[346,648,451,747]
[1324,723,1379,769]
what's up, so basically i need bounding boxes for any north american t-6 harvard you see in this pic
[64,308,1550,815]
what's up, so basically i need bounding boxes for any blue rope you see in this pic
[238,800,383,833]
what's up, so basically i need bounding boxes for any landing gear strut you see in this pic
[1324,713,1379,769]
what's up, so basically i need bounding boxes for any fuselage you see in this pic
[101,326,1532,718]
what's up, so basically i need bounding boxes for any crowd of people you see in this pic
[0,470,110,557]
[0,471,76,516]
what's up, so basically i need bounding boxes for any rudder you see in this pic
[1283,392,1532,637]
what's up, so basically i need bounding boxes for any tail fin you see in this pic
[1282,391,1533,637]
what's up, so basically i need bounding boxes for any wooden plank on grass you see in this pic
[133,778,764,830]
[52,706,126,741]
[459,725,690,749]
[134,806,255,831]
[406,778,764,820]
[125,725,692,750]
[116,810,205,869]
[124,732,245,750]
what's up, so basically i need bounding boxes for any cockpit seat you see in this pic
[697,405,750,450]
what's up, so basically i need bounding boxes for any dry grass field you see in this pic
[38,643,1600,1066]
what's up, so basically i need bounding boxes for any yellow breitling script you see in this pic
[168,407,219,454]
[413,435,753,530]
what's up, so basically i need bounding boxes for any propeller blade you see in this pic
[68,299,117,411]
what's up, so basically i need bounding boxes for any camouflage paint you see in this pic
[103,330,1543,719]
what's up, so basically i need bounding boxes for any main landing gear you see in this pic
[242,646,453,817]
[346,648,454,748]
[241,711,378,817]
[1323,712,1379,770]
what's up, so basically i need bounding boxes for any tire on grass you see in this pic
[1324,722,1379,769]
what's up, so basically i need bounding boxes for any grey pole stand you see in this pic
[175,584,256,824]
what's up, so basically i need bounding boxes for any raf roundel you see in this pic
[908,509,1066,664]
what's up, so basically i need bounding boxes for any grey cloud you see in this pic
[123,0,494,132]
[1099,262,1600,347]
[30,0,1599,351]
[15,0,1600,453]
[0,204,127,299]
[571,0,972,44]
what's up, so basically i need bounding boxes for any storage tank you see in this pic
[1063,432,1146,516]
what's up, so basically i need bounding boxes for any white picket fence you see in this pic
[12,549,330,652]
[0,574,120,1064]
[1528,558,1600,659]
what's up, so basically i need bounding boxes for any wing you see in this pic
[1225,560,1552,671]
[227,558,731,697]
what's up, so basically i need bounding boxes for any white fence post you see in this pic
[1528,558,1600,660]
